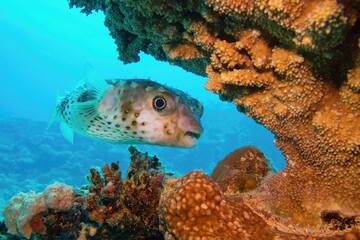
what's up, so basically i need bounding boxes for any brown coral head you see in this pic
[210,146,274,194]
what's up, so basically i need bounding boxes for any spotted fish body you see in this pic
[54,76,203,148]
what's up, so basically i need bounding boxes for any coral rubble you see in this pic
[2,146,166,239]
[68,0,360,238]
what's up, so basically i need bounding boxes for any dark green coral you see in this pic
[69,0,106,15]
[68,0,210,75]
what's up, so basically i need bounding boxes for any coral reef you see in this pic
[68,0,360,238]
[2,146,359,239]
[2,147,166,239]
[210,146,274,194]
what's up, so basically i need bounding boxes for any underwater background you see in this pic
[0,0,285,221]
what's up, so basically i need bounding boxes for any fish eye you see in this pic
[153,96,167,111]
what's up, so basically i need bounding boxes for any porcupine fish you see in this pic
[51,75,203,148]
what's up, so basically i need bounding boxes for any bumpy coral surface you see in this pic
[68,0,360,238]
[160,171,282,240]
[160,171,360,240]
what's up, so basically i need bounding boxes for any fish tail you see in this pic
[50,92,75,144]
[46,92,63,129]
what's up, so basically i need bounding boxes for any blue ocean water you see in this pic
[0,0,285,220]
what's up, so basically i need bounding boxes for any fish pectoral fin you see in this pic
[71,100,99,129]
[60,121,74,144]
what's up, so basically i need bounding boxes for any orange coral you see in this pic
[205,27,360,232]
[164,44,205,60]
[159,172,360,239]
[205,0,351,51]
[340,58,360,112]
[159,171,290,240]
[161,1,360,238]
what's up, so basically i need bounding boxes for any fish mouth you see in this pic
[184,131,201,139]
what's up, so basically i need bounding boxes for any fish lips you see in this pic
[178,107,203,147]
[182,123,203,147]
[184,130,202,140]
